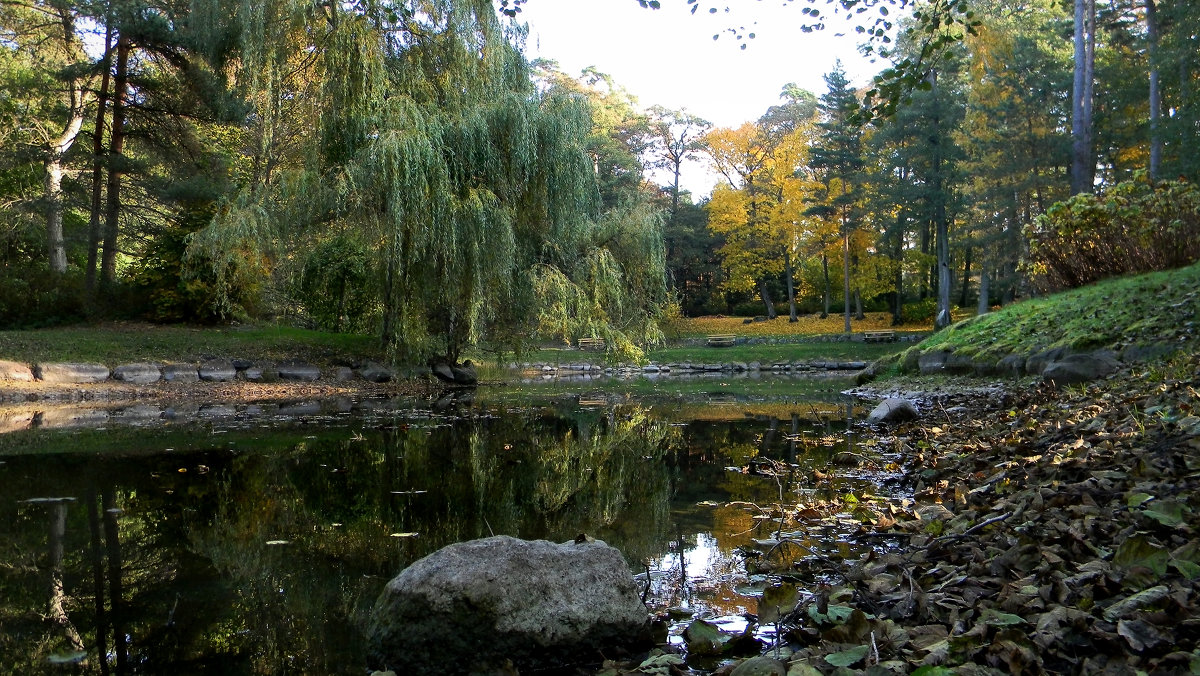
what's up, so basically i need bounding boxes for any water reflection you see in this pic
[0,391,876,674]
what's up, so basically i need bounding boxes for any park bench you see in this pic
[577,337,606,350]
[706,334,736,347]
[863,330,896,343]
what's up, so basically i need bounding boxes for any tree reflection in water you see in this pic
[0,395,863,674]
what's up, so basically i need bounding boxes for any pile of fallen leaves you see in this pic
[671,314,929,339]
[615,349,1199,676]
[773,352,1200,674]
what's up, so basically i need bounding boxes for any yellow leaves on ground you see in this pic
[674,312,929,338]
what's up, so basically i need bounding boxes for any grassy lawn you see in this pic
[0,321,384,366]
[0,310,932,369]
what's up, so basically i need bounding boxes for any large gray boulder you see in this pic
[917,350,975,375]
[277,363,321,381]
[366,535,651,674]
[112,363,162,384]
[430,360,478,386]
[35,362,110,384]
[1025,347,1071,376]
[162,363,199,383]
[199,359,237,382]
[867,398,919,425]
[1042,352,1121,386]
[358,361,394,383]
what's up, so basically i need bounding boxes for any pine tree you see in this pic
[807,64,866,334]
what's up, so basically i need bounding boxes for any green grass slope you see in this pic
[0,322,384,367]
[886,261,1200,373]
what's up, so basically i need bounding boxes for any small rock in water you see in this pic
[866,398,919,424]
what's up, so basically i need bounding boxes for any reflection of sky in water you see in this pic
[642,531,755,644]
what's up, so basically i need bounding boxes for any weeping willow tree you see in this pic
[187,0,668,364]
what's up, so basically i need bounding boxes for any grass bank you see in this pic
[0,311,925,372]
[879,260,1200,372]
[0,322,384,366]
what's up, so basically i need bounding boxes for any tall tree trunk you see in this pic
[1071,0,1096,194]
[87,488,110,676]
[959,246,972,309]
[820,253,830,319]
[758,279,776,319]
[48,501,86,654]
[935,209,951,329]
[101,35,130,287]
[842,230,851,333]
[785,250,798,322]
[87,19,114,295]
[102,488,128,672]
[853,289,864,321]
[45,156,70,273]
[1147,0,1161,179]
[919,219,931,299]
[892,213,904,326]
[44,74,88,273]
[670,159,682,219]
[977,268,990,316]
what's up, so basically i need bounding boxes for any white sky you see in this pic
[508,0,886,197]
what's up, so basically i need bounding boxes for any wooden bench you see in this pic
[863,330,896,343]
[706,334,736,347]
[577,337,606,350]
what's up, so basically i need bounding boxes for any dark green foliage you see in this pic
[1027,174,1200,291]
[0,262,84,329]
[664,200,724,316]
[128,226,230,324]
[297,234,376,333]
[903,298,937,323]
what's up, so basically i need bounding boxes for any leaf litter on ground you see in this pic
[615,347,1200,675]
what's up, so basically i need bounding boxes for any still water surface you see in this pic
[0,378,899,674]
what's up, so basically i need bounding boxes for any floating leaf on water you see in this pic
[683,619,733,656]
[265,540,290,546]
[389,532,419,538]
[824,644,869,667]
[910,667,956,676]
[637,652,685,670]
[758,582,799,624]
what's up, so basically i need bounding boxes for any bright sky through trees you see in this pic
[509,1,881,198]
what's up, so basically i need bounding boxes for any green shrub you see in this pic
[129,226,253,323]
[0,264,84,328]
[1027,173,1200,291]
[903,298,937,323]
[297,234,378,333]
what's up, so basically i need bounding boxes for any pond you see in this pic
[0,376,909,674]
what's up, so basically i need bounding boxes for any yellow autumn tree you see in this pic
[703,111,824,320]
